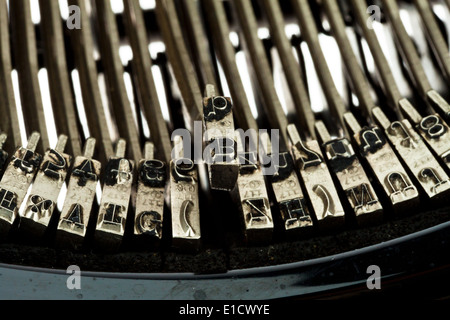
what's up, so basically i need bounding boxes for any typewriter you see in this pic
[0,0,449,300]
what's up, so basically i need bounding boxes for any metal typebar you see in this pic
[321,0,375,121]
[94,139,134,251]
[291,0,347,135]
[202,84,240,191]
[10,0,49,155]
[315,119,383,225]
[178,1,240,191]
[202,0,259,143]
[261,0,316,139]
[155,0,203,132]
[232,0,319,233]
[157,0,240,191]
[344,112,420,216]
[381,0,450,121]
[0,0,21,154]
[151,1,206,249]
[134,142,167,246]
[0,133,42,236]
[286,0,382,224]
[200,0,275,242]
[324,0,450,203]
[94,0,142,164]
[39,0,83,158]
[349,0,403,117]
[56,138,101,250]
[233,0,290,146]
[372,106,450,203]
[413,0,450,86]
[178,0,220,93]
[351,0,450,174]
[68,0,114,164]
[123,0,172,164]
[170,135,201,250]
[19,135,72,239]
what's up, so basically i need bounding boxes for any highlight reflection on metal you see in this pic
[94,139,134,250]
[56,138,101,249]
[170,136,201,250]
[287,124,345,230]
[202,84,239,191]
[134,142,166,243]
[0,133,41,235]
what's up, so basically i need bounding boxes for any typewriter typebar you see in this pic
[94,140,134,251]
[170,136,201,251]
[0,0,450,300]
[19,135,72,238]
[202,85,239,191]
[0,133,42,236]
[133,142,167,245]
[55,138,101,250]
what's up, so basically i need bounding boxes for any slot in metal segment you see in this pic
[321,0,376,121]
[233,0,290,146]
